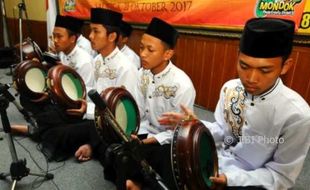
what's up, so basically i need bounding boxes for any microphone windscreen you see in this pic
[88,89,107,110]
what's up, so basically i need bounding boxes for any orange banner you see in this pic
[298,0,310,34]
[58,0,309,33]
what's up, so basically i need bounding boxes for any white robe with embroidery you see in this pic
[77,35,97,58]
[58,45,96,94]
[85,47,139,119]
[202,78,310,189]
[137,61,196,145]
[120,45,140,70]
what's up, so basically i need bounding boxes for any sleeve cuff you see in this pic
[154,130,173,145]
[85,102,95,120]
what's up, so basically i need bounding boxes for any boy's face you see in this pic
[89,23,111,53]
[52,27,75,54]
[139,33,173,74]
[237,52,291,96]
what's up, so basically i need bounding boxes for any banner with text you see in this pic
[298,0,310,34]
[58,0,310,35]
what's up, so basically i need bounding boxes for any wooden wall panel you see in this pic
[0,14,3,47]
[127,30,143,54]
[282,47,310,101]
[177,36,217,109]
[1,18,47,51]
[164,35,240,110]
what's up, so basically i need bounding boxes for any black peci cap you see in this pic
[240,17,295,58]
[145,17,179,48]
[90,8,122,27]
[120,20,133,37]
[55,15,84,34]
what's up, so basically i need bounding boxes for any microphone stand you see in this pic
[0,83,38,128]
[0,86,53,190]
[17,0,32,63]
[88,90,169,190]
[0,0,11,47]
[18,2,25,63]
[1,0,16,77]
[2,1,27,77]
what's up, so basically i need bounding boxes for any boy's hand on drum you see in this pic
[158,104,197,130]
[32,57,40,62]
[141,137,157,144]
[158,111,185,129]
[130,134,141,143]
[130,134,158,145]
[210,174,227,189]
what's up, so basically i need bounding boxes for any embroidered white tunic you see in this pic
[137,62,196,145]
[85,47,139,119]
[202,78,310,190]
[120,45,140,70]
[77,35,97,58]
[58,45,96,94]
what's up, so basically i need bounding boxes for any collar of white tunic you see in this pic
[244,78,282,102]
[146,61,173,82]
[76,35,84,44]
[120,45,128,53]
[59,45,78,60]
[100,47,120,64]
[58,45,79,65]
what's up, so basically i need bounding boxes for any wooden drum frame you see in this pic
[46,65,86,109]
[171,119,219,190]
[13,59,47,102]
[94,87,140,144]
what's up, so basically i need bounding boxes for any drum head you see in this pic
[171,120,218,190]
[47,65,86,109]
[25,68,46,93]
[95,87,140,143]
[197,130,216,187]
[61,73,84,101]
[13,60,47,101]
[115,96,138,135]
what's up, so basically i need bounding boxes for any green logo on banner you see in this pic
[255,0,302,17]
[64,0,76,12]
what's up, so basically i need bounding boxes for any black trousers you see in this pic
[226,187,266,190]
[20,96,266,189]
[19,95,108,161]
[103,141,268,190]
[103,142,176,190]
[139,144,176,190]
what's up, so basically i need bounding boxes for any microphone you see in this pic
[88,89,129,142]
[87,89,107,110]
